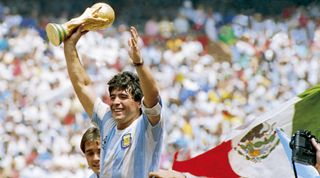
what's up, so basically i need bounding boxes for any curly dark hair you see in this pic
[107,71,143,102]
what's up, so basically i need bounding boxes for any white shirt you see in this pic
[89,173,99,178]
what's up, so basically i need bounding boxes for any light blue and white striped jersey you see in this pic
[92,98,164,178]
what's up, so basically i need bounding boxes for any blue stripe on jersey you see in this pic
[101,126,115,173]
[133,116,146,178]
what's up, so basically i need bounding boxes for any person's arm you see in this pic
[149,169,186,178]
[312,138,320,174]
[128,26,161,125]
[63,26,97,118]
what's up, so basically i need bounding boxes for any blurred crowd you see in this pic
[1,0,320,177]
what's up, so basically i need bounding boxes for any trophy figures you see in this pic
[46,2,115,46]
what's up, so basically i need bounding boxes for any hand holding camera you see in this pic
[311,137,320,174]
[289,130,318,166]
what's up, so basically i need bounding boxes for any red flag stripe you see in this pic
[172,140,240,178]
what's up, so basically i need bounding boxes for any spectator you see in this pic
[80,127,100,178]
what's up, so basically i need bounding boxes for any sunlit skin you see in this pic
[84,140,100,174]
[311,138,320,174]
[149,169,186,178]
[110,89,141,130]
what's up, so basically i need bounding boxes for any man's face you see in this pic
[109,89,141,128]
[84,140,100,174]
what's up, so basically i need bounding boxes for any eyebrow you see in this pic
[111,92,129,96]
[85,150,93,153]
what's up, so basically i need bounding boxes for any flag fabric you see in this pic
[172,86,320,178]
[173,141,239,178]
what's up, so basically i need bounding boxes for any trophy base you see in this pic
[46,23,67,46]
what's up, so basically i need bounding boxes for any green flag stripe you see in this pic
[293,85,320,138]
[298,85,320,98]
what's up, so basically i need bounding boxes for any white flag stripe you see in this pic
[225,97,301,141]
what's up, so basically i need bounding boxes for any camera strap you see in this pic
[291,159,298,178]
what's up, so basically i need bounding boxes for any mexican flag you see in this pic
[172,86,320,178]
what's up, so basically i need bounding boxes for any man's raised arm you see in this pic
[128,26,161,125]
[63,26,97,118]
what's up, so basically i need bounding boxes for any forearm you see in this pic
[135,64,159,107]
[128,26,159,106]
[64,44,96,117]
[64,45,92,89]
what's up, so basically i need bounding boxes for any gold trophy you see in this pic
[46,2,115,46]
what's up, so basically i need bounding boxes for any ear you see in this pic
[137,101,142,108]
[135,101,142,113]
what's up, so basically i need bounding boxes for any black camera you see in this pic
[289,130,318,166]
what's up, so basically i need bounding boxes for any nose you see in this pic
[112,96,121,104]
[93,153,100,161]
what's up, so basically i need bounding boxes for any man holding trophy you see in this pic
[49,2,165,178]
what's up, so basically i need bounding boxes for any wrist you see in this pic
[133,61,144,67]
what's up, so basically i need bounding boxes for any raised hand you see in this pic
[128,26,143,65]
[63,25,87,47]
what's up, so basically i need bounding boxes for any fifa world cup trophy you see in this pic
[46,2,115,46]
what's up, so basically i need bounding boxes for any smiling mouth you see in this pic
[113,108,124,113]
[93,164,100,169]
